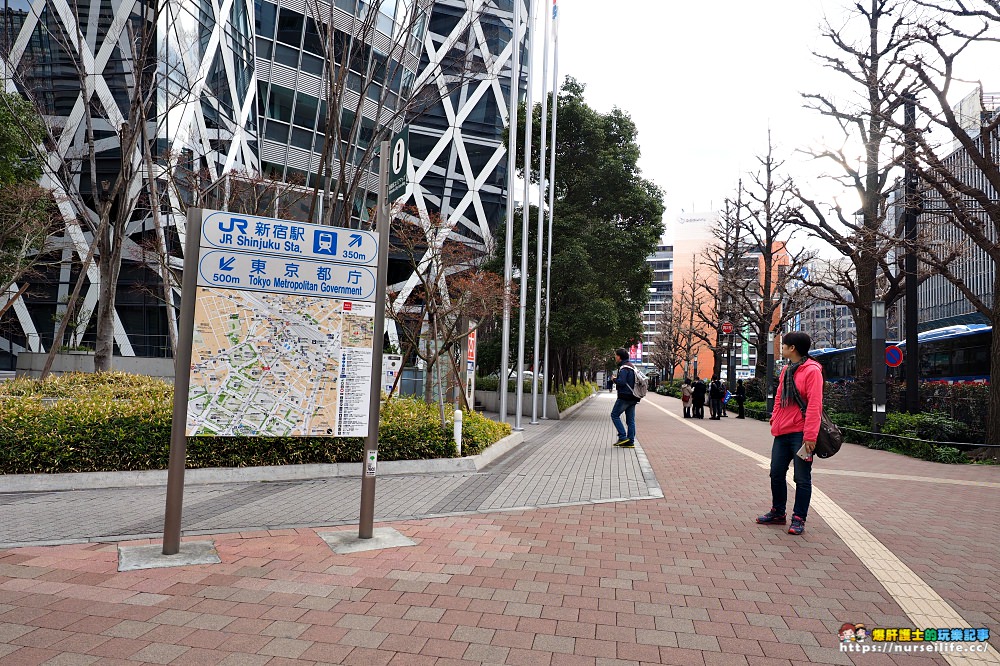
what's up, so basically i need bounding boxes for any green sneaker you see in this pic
[617,440,635,448]
[614,437,631,446]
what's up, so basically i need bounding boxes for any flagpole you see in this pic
[514,0,535,431]
[500,0,522,424]
[541,0,559,419]
[530,0,553,424]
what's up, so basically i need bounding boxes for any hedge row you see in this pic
[0,373,511,474]
[555,381,597,411]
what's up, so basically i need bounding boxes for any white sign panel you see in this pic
[201,211,379,266]
[185,209,378,438]
[196,250,377,301]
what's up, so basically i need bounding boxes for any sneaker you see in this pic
[788,515,806,535]
[755,508,787,525]
[614,437,631,446]
[617,440,635,448]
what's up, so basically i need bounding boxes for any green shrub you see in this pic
[556,382,596,411]
[744,400,768,420]
[879,411,971,444]
[0,373,512,474]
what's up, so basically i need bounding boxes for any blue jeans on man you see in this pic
[769,432,812,519]
[611,398,637,442]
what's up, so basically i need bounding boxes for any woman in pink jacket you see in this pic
[755,332,824,536]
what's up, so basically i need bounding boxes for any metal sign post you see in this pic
[163,209,203,556]
[359,134,398,539]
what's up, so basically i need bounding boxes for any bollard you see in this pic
[454,409,463,456]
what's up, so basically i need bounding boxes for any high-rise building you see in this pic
[0,0,526,369]
[639,240,672,372]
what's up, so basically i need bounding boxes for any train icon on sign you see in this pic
[314,230,337,256]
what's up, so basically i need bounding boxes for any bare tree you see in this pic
[787,0,919,381]
[386,209,509,424]
[738,139,814,377]
[892,1,1000,450]
[649,298,682,381]
[674,256,709,379]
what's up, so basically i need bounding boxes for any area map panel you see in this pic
[186,288,375,437]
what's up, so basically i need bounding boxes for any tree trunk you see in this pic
[94,233,124,372]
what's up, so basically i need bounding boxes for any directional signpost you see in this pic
[162,209,382,557]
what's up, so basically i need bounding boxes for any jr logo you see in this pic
[314,230,337,255]
[218,218,249,234]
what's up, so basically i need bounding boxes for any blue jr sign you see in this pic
[201,211,378,266]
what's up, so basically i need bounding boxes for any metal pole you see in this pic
[162,208,203,555]
[359,140,392,539]
[515,0,534,431]
[541,8,559,420]
[765,330,775,416]
[903,97,920,414]
[500,0,522,423]
[872,300,886,432]
[530,0,551,424]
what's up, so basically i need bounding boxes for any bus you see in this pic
[810,324,992,383]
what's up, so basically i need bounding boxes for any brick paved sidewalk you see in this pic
[1,391,998,665]
[0,394,657,548]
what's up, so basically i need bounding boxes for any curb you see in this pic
[0,431,525,493]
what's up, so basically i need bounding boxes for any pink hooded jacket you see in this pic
[770,358,824,442]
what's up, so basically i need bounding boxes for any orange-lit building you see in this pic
[669,212,791,381]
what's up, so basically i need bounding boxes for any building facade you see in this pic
[638,240,672,372]
[0,0,526,369]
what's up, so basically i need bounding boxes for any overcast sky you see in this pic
[542,0,996,236]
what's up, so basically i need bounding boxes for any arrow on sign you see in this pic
[349,234,363,248]
[218,256,235,271]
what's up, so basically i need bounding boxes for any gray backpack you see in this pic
[623,364,648,399]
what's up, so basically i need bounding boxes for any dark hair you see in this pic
[737,379,743,385]
[782,331,812,357]
[615,348,629,362]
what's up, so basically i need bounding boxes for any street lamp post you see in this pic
[765,331,776,415]
[872,300,887,432]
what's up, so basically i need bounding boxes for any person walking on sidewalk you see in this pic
[756,331,824,536]
[610,348,640,448]
[735,379,746,418]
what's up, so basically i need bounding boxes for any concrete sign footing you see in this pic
[318,527,417,554]
[117,540,221,572]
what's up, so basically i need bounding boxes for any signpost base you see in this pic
[320,527,417,555]
[119,540,220,572]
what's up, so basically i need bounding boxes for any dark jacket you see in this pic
[692,380,706,404]
[614,364,640,402]
[709,381,724,400]
[736,384,746,403]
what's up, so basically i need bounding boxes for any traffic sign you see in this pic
[721,321,735,335]
[885,345,903,367]
[201,211,378,266]
[387,126,408,201]
[196,250,377,300]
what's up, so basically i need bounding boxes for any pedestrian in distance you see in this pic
[756,331,824,536]
[708,376,724,419]
[692,377,706,419]
[681,378,693,418]
[735,379,746,419]
[721,383,729,417]
[610,348,640,448]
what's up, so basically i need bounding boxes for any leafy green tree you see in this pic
[483,78,664,388]
[0,91,44,186]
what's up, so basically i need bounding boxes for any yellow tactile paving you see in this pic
[646,400,1000,666]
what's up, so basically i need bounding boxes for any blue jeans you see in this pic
[769,432,813,519]
[611,398,637,442]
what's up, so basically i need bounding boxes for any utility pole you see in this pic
[903,96,920,414]
[872,299,887,432]
[765,331,775,415]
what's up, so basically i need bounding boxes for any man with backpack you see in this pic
[611,347,646,448]
[755,331,824,536]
